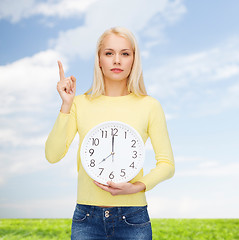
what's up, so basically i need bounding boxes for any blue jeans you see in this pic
[71,204,152,240]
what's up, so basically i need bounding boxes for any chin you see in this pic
[105,76,128,82]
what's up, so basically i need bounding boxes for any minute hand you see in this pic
[112,134,115,162]
[112,134,114,152]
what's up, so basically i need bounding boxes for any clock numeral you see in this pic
[98,168,104,176]
[129,162,135,168]
[89,148,94,156]
[90,159,95,167]
[132,151,137,159]
[92,138,99,146]
[111,128,118,136]
[125,131,127,139]
[109,171,115,180]
[131,140,136,148]
[120,169,126,177]
[101,130,107,138]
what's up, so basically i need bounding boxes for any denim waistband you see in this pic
[75,203,148,219]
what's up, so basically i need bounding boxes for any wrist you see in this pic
[133,181,146,192]
[60,102,72,114]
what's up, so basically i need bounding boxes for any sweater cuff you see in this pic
[59,111,71,117]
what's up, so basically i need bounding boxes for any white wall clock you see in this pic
[80,121,145,185]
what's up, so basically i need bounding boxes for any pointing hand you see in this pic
[56,60,76,106]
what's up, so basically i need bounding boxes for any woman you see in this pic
[45,27,175,240]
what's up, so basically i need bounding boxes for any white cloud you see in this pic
[0,148,45,185]
[0,49,66,114]
[177,162,239,177]
[0,0,34,23]
[51,0,186,59]
[0,196,76,218]
[213,64,239,80]
[147,195,239,218]
[0,0,186,28]
[175,156,204,163]
[146,45,239,97]
[146,37,239,116]
[35,0,99,18]
[175,155,239,178]
[0,0,99,23]
[221,82,239,109]
[0,128,47,147]
[0,49,70,185]
[0,136,78,186]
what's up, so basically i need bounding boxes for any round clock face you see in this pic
[80,121,145,185]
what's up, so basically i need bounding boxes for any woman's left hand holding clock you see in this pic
[94,180,146,196]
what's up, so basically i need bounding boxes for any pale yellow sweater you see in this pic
[45,93,175,206]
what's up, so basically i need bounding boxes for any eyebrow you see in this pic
[104,48,131,51]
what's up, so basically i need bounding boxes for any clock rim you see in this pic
[80,121,145,185]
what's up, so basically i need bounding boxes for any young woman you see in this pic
[45,27,175,240]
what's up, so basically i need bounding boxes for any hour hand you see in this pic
[99,153,112,164]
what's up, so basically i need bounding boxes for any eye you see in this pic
[122,52,130,56]
[105,52,113,56]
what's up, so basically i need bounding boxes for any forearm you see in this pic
[138,162,175,191]
[45,113,71,163]
[45,109,77,163]
[144,99,175,191]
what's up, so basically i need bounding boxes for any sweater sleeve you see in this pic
[45,99,78,163]
[138,100,175,191]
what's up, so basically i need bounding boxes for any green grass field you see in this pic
[0,219,238,240]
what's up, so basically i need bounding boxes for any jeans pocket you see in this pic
[72,205,89,222]
[122,208,151,227]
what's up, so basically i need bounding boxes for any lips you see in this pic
[111,68,123,73]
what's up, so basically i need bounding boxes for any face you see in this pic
[99,34,134,84]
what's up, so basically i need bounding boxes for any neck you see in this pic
[104,79,130,97]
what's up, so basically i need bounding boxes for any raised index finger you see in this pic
[58,60,65,81]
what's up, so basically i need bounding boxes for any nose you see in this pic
[113,54,120,65]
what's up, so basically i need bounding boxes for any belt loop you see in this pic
[91,205,95,216]
[118,206,122,216]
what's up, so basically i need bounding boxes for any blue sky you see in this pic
[0,0,239,218]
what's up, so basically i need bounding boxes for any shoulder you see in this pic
[74,94,85,100]
[73,94,91,104]
[140,95,166,121]
[140,95,163,109]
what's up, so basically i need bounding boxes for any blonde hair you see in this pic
[84,27,147,99]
